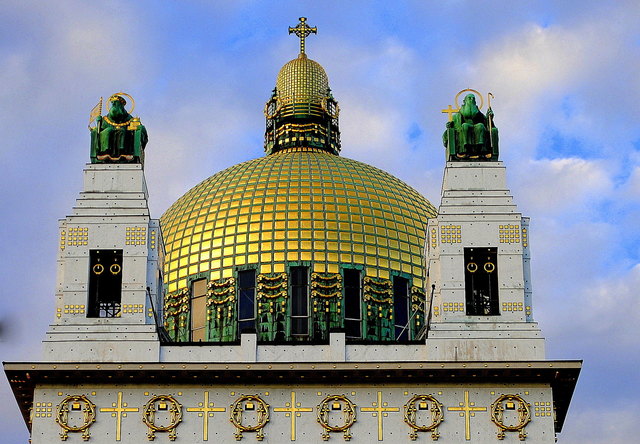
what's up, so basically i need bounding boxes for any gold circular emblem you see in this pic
[230,395,270,440]
[466,262,478,273]
[490,394,531,440]
[316,395,357,441]
[56,395,96,441]
[455,88,485,110]
[403,394,444,440]
[110,263,122,275]
[92,264,104,275]
[142,395,183,441]
[484,262,496,273]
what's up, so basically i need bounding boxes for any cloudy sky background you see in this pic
[1,1,639,442]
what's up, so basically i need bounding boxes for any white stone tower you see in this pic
[426,160,545,361]
[42,161,163,362]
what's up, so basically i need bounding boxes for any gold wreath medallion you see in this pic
[142,395,183,441]
[316,394,357,441]
[490,394,531,440]
[403,394,444,441]
[230,394,270,441]
[56,395,96,441]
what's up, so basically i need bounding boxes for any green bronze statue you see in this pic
[443,92,498,161]
[89,93,148,164]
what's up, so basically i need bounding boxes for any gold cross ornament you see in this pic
[274,391,313,440]
[288,17,317,55]
[441,104,459,122]
[447,391,487,440]
[186,391,226,441]
[99,392,139,441]
[360,391,400,441]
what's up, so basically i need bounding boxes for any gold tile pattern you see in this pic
[499,224,520,244]
[33,402,53,418]
[161,148,437,293]
[276,55,328,105]
[502,302,524,312]
[442,302,463,312]
[122,304,144,314]
[64,227,88,247]
[440,225,461,244]
[126,226,147,246]
[534,401,553,417]
[63,304,86,315]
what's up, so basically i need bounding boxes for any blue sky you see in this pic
[1,1,639,442]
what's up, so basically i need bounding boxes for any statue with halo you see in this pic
[442,89,499,161]
[89,92,148,164]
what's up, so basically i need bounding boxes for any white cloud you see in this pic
[560,403,639,444]
[564,263,640,346]
[513,157,613,215]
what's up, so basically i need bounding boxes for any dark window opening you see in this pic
[464,247,499,315]
[238,269,257,334]
[191,279,207,341]
[393,276,410,342]
[88,250,123,318]
[344,269,362,339]
[290,266,309,336]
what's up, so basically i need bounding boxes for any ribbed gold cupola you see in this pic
[264,17,341,155]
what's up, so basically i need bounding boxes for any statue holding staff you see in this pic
[442,89,498,161]
[89,92,148,164]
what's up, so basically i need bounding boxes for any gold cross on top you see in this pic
[289,17,317,55]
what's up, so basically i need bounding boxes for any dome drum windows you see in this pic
[343,269,362,339]
[238,270,257,334]
[190,278,207,342]
[290,266,310,338]
[163,265,427,344]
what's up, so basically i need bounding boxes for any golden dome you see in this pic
[275,54,329,105]
[160,147,436,294]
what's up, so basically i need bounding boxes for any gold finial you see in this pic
[288,17,317,55]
